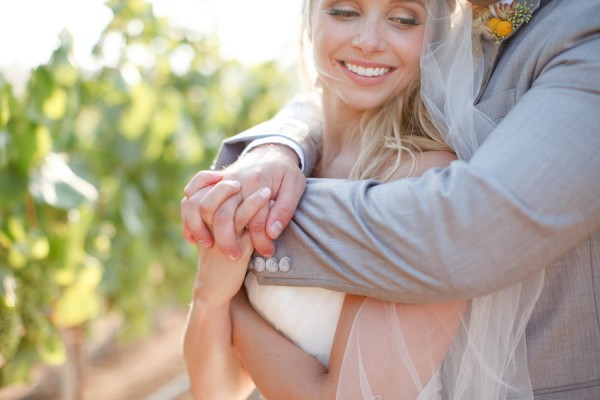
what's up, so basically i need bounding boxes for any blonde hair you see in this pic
[300,0,453,181]
[350,80,452,181]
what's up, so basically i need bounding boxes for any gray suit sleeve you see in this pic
[212,93,323,174]
[258,23,600,303]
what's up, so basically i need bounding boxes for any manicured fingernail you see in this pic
[259,187,271,199]
[231,181,241,189]
[270,220,283,237]
[229,254,238,261]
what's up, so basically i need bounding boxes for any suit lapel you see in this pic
[476,0,542,101]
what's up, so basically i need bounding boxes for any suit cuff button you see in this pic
[278,256,291,272]
[253,257,266,272]
[266,257,279,272]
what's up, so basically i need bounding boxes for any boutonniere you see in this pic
[473,1,534,44]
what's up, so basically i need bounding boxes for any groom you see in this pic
[182,0,600,398]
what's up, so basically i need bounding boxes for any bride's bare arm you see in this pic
[182,185,271,400]
[184,295,255,400]
[229,291,353,400]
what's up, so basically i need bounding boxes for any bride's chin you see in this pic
[341,96,387,112]
[321,86,387,113]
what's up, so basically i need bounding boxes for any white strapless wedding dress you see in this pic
[244,273,443,399]
[245,273,344,367]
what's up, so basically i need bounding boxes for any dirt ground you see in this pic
[0,307,192,400]
[80,307,191,400]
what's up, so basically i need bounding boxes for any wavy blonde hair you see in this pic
[300,0,453,182]
[350,80,452,181]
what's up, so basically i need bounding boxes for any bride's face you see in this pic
[311,0,427,111]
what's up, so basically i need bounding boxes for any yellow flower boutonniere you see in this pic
[473,1,534,44]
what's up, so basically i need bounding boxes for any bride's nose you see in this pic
[351,19,387,54]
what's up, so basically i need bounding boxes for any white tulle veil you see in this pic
[335,1,545,399]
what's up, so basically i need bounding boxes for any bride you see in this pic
[182,0,543,398]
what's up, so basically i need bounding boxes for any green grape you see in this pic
[17,264,59,309]
[20,303,52,344]
[15,280,38,307]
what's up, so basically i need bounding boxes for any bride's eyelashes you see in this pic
[324,7,423,29]
[389,17,422,28]
[325,8,359,20]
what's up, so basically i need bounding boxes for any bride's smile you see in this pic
[340,60,393,78]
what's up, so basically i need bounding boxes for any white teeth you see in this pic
[344,62,390,77]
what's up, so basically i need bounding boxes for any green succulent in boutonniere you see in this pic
[473,1,534,44]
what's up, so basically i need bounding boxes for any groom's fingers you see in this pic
[184,170,223,198]
[265,169,306,240]
[247,205,275,258]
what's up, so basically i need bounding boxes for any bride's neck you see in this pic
[318,91,363,177]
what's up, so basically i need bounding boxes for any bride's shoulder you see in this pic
[412,150,457,177]
[388,150,457,180]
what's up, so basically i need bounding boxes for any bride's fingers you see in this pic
[182,226,196,245]
[183,184,218,246]
[212,194,244,260]
[181,196,193,241]
[234,187,272,237]
[182,170,224,245]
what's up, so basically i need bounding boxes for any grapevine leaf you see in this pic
[0,84,11,130]
[0,130,10,169]
[29,153,98,210]
[120,185,147,234]
[0,166,28,206]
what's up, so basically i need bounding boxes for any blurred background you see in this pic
[0,0,301,398]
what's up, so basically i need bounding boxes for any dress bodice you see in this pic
[245,273,345,367]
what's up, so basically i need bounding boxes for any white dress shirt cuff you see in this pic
[242,136,306,173]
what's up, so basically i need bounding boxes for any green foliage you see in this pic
[0,0,295,385]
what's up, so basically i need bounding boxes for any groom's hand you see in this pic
[183,144,305,259]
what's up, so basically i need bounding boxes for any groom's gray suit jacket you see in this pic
[213,0,600,398]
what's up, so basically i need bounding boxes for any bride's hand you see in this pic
[193,185,272,307]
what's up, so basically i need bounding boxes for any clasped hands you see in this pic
[181,144,306,261]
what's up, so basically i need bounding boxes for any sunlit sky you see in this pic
[0,0,301,92]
